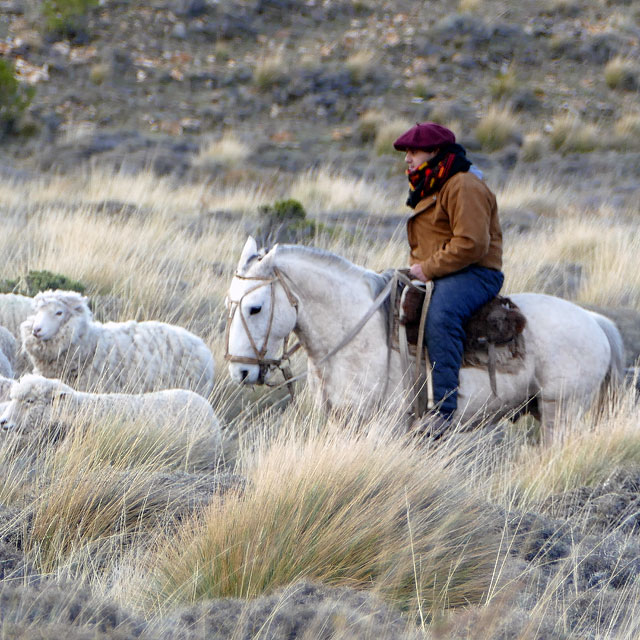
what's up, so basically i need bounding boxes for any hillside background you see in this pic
[1,1,640,639]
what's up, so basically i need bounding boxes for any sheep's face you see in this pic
[30,299,72,341]
[0,381,60,434]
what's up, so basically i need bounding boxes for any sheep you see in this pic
[0,294,39,376]
[0,326,15,379]
[0,376,13,402]
[0,374,222,453]
[0,294,34,340]
[20,290,215,397]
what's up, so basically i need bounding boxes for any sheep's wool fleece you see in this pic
[0,294,34,339]
[22,291,215,397]
[0,327,15,378]
[0,376,13,403]
[7,374,221,440]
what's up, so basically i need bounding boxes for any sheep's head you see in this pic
[0,374,72,434]
[28,290,91,342]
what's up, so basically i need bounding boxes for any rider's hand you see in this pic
[409,263,427,282]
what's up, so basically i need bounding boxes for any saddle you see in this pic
[397,284,527,397]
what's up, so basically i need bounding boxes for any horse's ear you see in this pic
[237,237,258,274]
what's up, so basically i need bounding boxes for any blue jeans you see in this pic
[425,265,504,418]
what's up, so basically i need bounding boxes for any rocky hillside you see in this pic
[1,0,639,196]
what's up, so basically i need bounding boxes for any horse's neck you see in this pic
[276,254,386,361]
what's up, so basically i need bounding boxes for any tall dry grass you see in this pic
[0,164,639,637]
[129,415,504,618]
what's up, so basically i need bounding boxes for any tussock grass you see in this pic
[612,112,640,150]
[345,50,378,84]
[253,51,287,91]
[289,167,405,216]
[137,419,502,615]
[193,132,250,168]
[604,57,639,91]
[373,119,413,156]
[474,106,521,151]
[504,215,640,309]
[549,114,601,154]
[496,176,572,217]
[519,132,547,162]
[498,388,640,506]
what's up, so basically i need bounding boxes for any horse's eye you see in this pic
[249,305,262,315]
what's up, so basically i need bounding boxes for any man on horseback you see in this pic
[393,122,504,434]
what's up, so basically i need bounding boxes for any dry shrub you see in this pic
[140,424,503,616]
[474,107,521,152]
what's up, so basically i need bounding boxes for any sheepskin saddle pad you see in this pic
[398,286,527,371]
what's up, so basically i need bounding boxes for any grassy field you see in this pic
[1,164,640,639]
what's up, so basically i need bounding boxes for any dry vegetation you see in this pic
[0,161,639,638]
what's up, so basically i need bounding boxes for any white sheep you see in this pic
[0,375,222,452]
[20,290,215,397]
[0,326,15,378]
[0,294,34,340]
[0,376,13,402]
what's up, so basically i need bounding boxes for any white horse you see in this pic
[226,237,624,440]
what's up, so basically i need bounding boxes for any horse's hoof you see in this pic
[409,413,451,442]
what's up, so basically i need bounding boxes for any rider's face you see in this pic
[404,148,438,172]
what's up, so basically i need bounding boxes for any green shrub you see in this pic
[0,59,35,138]
[42,0,98,39]
[260,198,307,221]
[0,270,86,296]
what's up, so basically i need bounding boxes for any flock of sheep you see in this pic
[0,290,222,450]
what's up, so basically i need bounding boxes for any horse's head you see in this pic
[225,237,299,385]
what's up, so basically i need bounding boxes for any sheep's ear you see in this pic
[73,296,89,314]
[52,381,72,400]
[237,237,258,274]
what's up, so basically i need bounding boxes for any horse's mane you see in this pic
[273,244,390,297]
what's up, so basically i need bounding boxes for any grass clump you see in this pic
[253,53,287,92]
[140,426,503,615]
[0,270,86,296]
[474,106,521,151]
[373,119,413,155]
[549,115,600,154]
[489,68,518,100]
[612,113,640,150]
[0,58,35,138]
[604,57,639,91]
[519,132,547,162]
[193,132,250,168]
[41,0,98,40]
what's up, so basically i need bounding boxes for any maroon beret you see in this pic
[393,122,456,151]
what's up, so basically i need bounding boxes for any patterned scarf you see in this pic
[406,144,472,209]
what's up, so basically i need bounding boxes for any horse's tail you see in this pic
[589,311,625,391]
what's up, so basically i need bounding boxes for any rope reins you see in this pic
[224,267,434,416]
[224,267,302,394]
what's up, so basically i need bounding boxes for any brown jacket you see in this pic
[407,171,502,280]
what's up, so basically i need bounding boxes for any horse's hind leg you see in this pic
[539,397,563,445]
